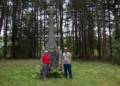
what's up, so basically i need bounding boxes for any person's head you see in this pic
[55,46,60,52]
[44,50,48,55]
[58,46,60,50]
[64,47,68,53]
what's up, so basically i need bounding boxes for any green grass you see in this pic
[0,60,120,86]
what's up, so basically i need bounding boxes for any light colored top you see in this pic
[63,52,72,64]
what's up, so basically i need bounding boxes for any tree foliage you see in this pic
[0,0,120,64]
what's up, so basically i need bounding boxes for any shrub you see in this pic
[110,39,120,64]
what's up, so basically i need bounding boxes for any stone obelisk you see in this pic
[46,6,57,50]
[45,0,58,69]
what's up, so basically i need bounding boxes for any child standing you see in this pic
[41,50,51,80]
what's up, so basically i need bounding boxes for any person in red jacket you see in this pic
[41,50,51,80]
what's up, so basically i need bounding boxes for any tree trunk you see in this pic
[59,0,64,51]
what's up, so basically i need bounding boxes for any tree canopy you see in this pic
[0,0,120,64]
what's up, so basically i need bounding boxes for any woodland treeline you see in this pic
[0,0,120,64]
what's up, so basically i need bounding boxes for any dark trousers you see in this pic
[63,64,72,78]
[42,64,49,78]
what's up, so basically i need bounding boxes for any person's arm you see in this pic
[69,52,72,64]
[48,56,51,64]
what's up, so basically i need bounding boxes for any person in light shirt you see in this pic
[62,47,72,79]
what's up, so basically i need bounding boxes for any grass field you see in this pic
[0,60,120,86]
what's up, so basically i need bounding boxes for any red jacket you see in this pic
[41,54,51,64]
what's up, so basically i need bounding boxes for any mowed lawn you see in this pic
[0,60,120,86]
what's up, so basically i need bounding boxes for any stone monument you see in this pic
[45,0,61,69]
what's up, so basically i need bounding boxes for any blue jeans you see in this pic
[63,64,72,78]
